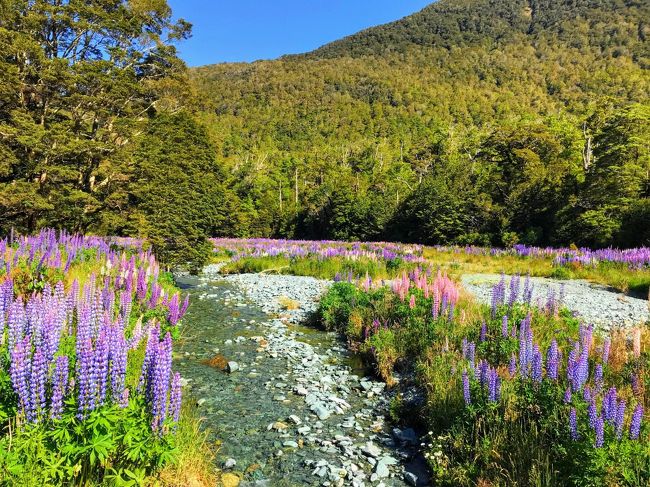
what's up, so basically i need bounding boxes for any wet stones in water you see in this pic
[202,353,229,371]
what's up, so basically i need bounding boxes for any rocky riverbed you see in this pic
[174,265,429,487]
[461,273,649,329]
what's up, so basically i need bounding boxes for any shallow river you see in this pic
[173,273,426,486]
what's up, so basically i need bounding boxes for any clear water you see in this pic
[173,275,407,486]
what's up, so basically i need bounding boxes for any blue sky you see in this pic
[167,1,433,66]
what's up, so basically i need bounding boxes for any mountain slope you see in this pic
[305,0,649,61]
[190,0,649,247]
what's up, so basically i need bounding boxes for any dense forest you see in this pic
[1,0,649,267]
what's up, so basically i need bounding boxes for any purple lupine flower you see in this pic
[587,400,598,429]
[602,338,610,365]
[508,353,517,377]
[501,315,508,338]
[546,340,559,380]
[149,283,162,309]
[29,347,47,423]
[151,333,173,432]
[170,372,182,425]
[603,387,617,423]
[467,342,476,371]
[478,360,489,386]
[583,386,592,403]
[615,400,626,440]
[76,336,94,417]
[629,404,643,440]
[462,370,471,405]
[490,275,505,318]
[545,289,556,316]
[167,293,180,325]
[8,297,26,351]
[10,335,31,418]
[518,321,528,377]
[579,324,593,353]
[447,302,455,322]
[487,368,500,402]
[432,291,440,319]
[594,415,604,448]
[571,349,589,392]
[522,274,533,305]
[507,274,520,307]
[525,322,534,368]
[569,408,579,440]
[479,321,487,342]
[93,324,110,406]
[566,341,578,384]
[531,347,543,383]
[109,324,128,407]
[179,294,190,320]
[136,267,148,302]
[593,364,603,393]
[50,355,69,420]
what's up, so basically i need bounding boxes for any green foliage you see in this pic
[121,112,235,272]
[192,0,649,247]
[0,0,191,234]
[0,400,177,486]
[1,0,648,252]
[317,276,649,486]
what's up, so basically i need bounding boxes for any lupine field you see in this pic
[1,233,648,485]
[210,238,650,484]
[318,266,649,485]
[0,230,201,485]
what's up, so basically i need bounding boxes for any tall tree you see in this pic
[0,0,190,232]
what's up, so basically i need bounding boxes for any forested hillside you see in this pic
[193,0,649,247]
[1,0,648,269]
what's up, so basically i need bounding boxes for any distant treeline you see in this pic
[1,0,648,268]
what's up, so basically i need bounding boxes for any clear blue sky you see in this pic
[167,1,433,66]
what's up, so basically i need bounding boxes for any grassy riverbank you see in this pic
[0,231,217,486]
[213,238,650,484]
[317,272,649,485]
[423,248,650,296]
[220,255,419,282]
[217,246,650,297]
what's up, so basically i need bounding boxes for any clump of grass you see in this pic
[157,403,218,486]
[278,295,300,310]
[220,255,420,281]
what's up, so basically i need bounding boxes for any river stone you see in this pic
[393,427,417,445]
[404,472,418,486]
[224,458,237,469]
[311,403,331,420]
[221,473,240,487]
[375,461,390,478]
[227,361,240,373]
[271,421,289,431]
[378,455,398,466]
[362,442,382,458]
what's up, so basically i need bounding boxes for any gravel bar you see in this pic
[461,273,649,329]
